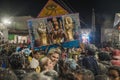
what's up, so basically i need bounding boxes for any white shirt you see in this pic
[30,58,39,68]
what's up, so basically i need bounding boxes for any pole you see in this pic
[91,8,96,44]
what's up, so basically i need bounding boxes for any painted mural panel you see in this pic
[38,0,68,18]
[28,13,80,48]
[46,16,66,44]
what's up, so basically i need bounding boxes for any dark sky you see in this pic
[0,0,120,27]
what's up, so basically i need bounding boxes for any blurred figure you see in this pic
[95,75,109,80]
[9,52,26,80]
[81,49,99,75]
[9,52,25,69]
[82,69,95,80]
[0,68,18,80]
[111,49,120,67]
[61,72,78,80]
[30,51,40,73]
[47,48,60,66]
[40,70,59,80]
[64,58,79,72]
[40,57,54,71]
[23,72,41,80]
[73,69,83,80]
[97,52,112,74]
[108,66,120,80]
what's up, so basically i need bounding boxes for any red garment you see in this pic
[111,60,120,66]
[111,49,120,66]
[112,49,120,60]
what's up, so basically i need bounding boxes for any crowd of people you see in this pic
[0,42,120,80]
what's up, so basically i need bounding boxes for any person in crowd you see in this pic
[9,52,26,80]
[23,72,41,80]
[74,69,84,80]
[95,74,110,80]
[97,51,112,74]
[47,48,60,72]
[40,69,59,80]
[111,49,120,67]
[0,68,18,80]
[72,54,79,62]
[0,49,9,68]
[9,52,25,69]
[64,58,80,72]
[108,66,120,80]
[40,57,54,71]
[60,48,67,61]
[16,43,24,52]
[82,69,95,80]
[78,51,86,67]
[81,48,99,75]
[59,58,81,80]
[61,72,78,80]
[30,50,41,73]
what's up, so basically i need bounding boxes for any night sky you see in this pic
[0,0,120,27]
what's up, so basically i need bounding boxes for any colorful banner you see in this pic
[28,13,80,48]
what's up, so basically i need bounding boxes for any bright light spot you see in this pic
[1,17,12,25]
[82,33,90,43]
[117,13,120,17]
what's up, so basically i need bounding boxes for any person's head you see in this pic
[48,48,60,65]
[40,70,58,80]
[39,50,46,59]
[62,72,77,80]
[40,57,54,71]
[23,72,41,80]
[61,53,67,61]
[95,75,109,80]
[105,47,110,51]
[32,50,40,60]
[64,58,79,72]
[74,69,83,80]
[98,52,111,61]
[72,54,79,62]
[0,68,18,80]
[9,52,25,69]
[86,44,98,55]
[82,69,94,80]
[108,66,120,80]
[86,49,95,56]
